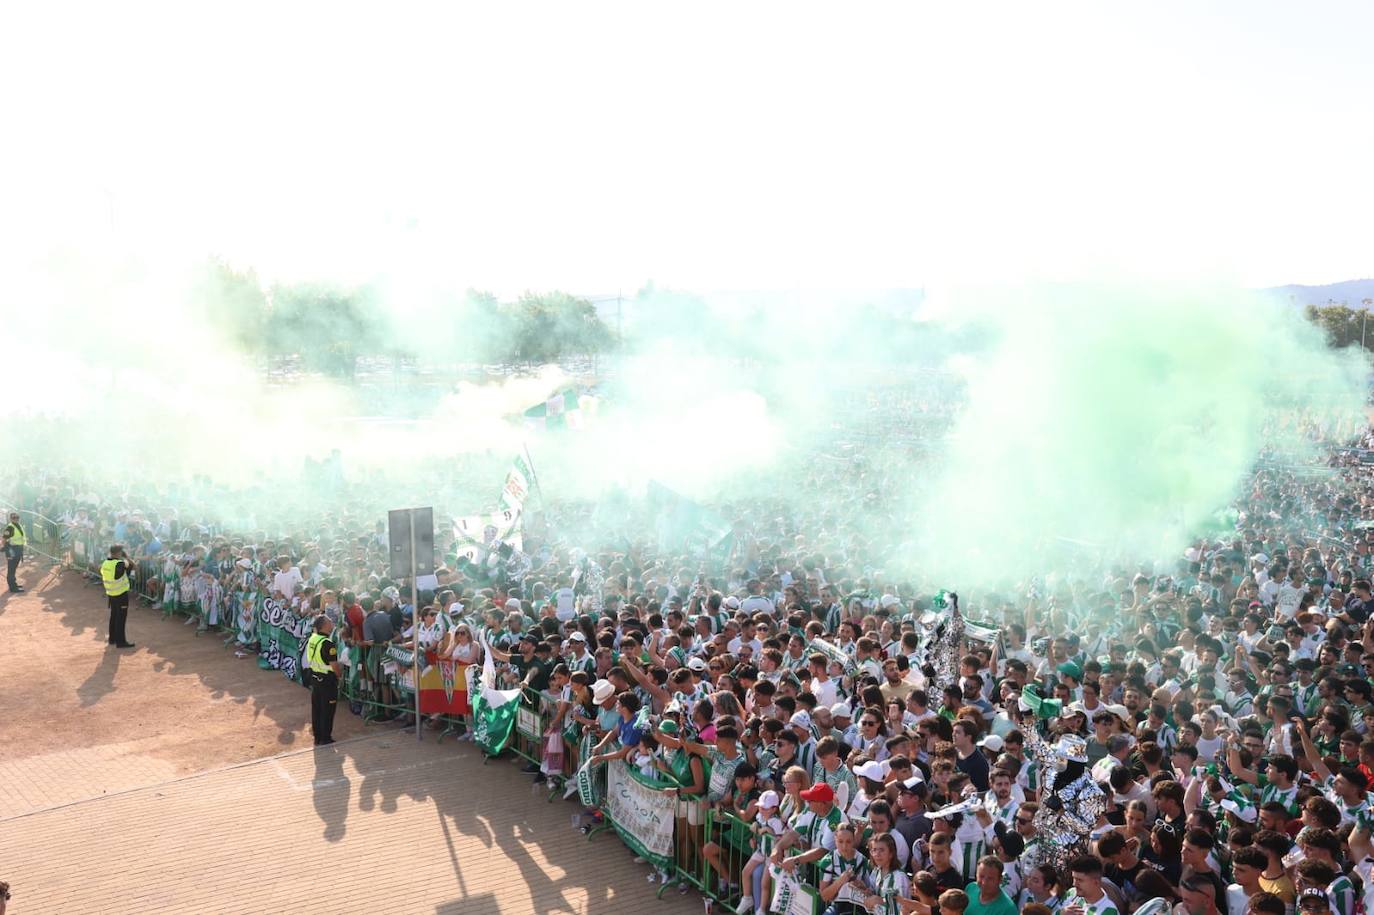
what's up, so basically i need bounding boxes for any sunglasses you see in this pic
[861,720,880,726]
[1015,816,1034,825]
[1155,821,1176,835]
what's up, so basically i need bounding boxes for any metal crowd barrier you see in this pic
[0,505,65,568]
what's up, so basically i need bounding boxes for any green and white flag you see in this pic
[454,508,523,561]
[472,635,522,756]
[524,388,588,430]
[500,447,537,513]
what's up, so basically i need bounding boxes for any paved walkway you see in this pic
[0,561,702,915]
[0,728,704,915]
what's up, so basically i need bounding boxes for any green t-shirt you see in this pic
[964,885,1018,915]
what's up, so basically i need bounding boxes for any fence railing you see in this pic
[0,504,66,567]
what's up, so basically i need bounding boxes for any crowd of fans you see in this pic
[9,415,1374,915]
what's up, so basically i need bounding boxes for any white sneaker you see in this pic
[734,896,753,915]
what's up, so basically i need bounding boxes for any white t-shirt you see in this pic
[554,587,576,619]
[272,567,304,600]
[811,677,839,708]
[1276,582,1304,619]
[740,595,775,616]
[1225,884,1252,915]
[727,636,764,656]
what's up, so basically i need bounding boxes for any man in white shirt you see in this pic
[554,576,577,621]
[740,579,775,617]
[272,556,304,601]
[727,619,764,657]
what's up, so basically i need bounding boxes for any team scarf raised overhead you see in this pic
[807,636,857,675]
[471,634,522,756]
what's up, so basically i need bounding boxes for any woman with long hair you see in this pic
[859,833,910,915]
[439,621,481,740]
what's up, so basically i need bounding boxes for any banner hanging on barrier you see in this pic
[768,863,822,915]
[604,763,675,869]
[257,596,309,681]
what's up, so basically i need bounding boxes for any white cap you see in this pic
[568,632,587,643]
[724,596,741,609]
[687,657,708,672]
[900,775,925,791]
[977,734,1005,752]
[854,760,886,781]
[789,711,812,729]
[830,703,853,719]
[759,790,780,809]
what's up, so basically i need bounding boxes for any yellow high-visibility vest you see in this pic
[4,522,23,547]
[305,633,332,675]
[101,558,130,597]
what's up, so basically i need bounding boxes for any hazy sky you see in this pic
[5,2,1373,297]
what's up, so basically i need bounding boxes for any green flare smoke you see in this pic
[911,284,1370,589]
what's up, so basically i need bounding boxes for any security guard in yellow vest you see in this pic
[101,544,136,648]
[305,615,341,745]
[2,511,24,593]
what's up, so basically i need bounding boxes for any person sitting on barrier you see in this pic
[725,788,787,915]
[770,780,847,899]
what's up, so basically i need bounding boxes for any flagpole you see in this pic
[519,443,548,541]
[520,442,546,509]
[410,509,421,744]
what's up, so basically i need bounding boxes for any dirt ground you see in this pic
[0,555,368,815]
[0,555,702,915]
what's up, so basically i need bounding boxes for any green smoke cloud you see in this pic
[911,283,1370,590]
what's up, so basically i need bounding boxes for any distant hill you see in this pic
[1269,279,1374,309]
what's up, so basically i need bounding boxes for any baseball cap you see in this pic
[977,734,1005,752]
[993,819,1025,857]
[899,775,926,792]
[686,657,708,672]
[830,703,853,719]
[854,760,887,781]
[759,790,780,809]
[799,782,834,803]
[568,631,587,643]
[1299,888,1332,911]
[789,711,812,729]
[1056,660,1084,681]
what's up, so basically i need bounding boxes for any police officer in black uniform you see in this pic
[304,615,341,745]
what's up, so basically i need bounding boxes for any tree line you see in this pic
[1303,301,1374,350]
[193,260,614,377]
